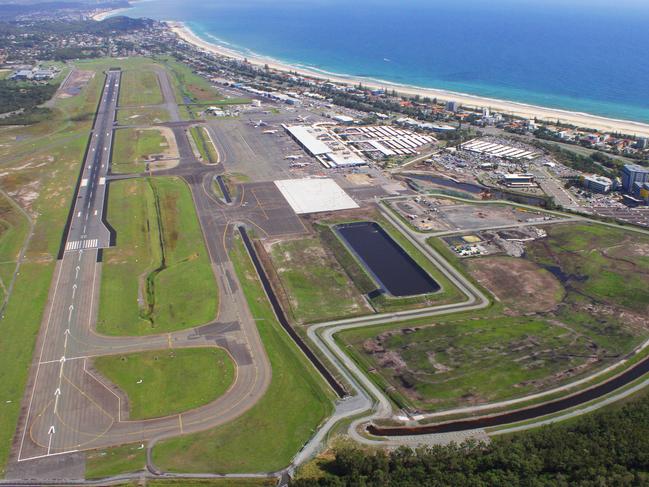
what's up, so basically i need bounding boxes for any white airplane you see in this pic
[285,154,303,160]
[290,162,309,168]
[296,115,310,122]
[252,120,268,127]
[262,129,278,134]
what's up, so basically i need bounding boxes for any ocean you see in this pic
[121,0,649,123]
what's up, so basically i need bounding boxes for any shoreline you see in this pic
[90,8,131,21]
[168,20,649,138]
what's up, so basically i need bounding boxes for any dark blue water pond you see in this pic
[335,222,440,297]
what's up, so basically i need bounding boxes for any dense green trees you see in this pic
[293,395,649,486]
[0,81,57,114]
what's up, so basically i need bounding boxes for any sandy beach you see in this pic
[169,21,649,138]
[90,8,131,21]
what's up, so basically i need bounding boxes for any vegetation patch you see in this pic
[112,127,173,174]
[0,194,29,304]
[93,348,235,419]
[98,177,218,335]
[85,443,146,480]
[117,106,170,125]
[341,222,649,412]
[152,234,333,473]
[262,236,371,324]
[465,256,564,313]
[119,69,163,106]
[189,126,218,164]
[291,390,649,486]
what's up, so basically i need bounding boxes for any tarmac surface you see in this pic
[7,68,284,481]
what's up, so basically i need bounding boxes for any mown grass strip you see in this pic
[151,234,333,473]
[93,348,235,420]
[97,177,218,335]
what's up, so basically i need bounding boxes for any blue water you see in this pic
[122,0,649,123]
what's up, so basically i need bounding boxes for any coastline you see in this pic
[168,21,649,138]
[90,8,131,21]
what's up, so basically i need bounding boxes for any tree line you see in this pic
[292,393,649,486]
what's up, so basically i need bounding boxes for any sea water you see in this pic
[122,0,649,123]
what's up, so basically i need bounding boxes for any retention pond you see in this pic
[335,221,440,297]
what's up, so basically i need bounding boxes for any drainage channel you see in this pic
[238,226,347,398]
[216,175,232,203]
[369,350,649,436]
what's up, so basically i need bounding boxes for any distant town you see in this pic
[2,6,648,231]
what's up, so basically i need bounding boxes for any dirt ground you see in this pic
[466,256,564,313]
[145,126,180,171]
[55,70,94,99]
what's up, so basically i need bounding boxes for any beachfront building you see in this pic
[581,174,613,193]
[621,163,649,194]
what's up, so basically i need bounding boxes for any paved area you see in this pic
[7,68,277,480]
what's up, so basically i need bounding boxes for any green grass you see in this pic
[266,237,370,324]
[117,106,171,125]
[189,126,218,164]
[0,194,30,303]
[343,315,611,410]
[158,56,222,104]
[148,480,275,487]
[151,234,333,473]
[112,128,168,174]
[97,177,218,335]
[85,443,146,480]
[118,69,163,106]
[94,348,235,419]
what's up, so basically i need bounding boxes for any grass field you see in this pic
[0,193,30,304]
[112,128,169,174]
[97,177,218,335]
[85,443,146,480]
[148,480,275,487]
[94,348,235,419]
[189,126,218,164]
[339,221,649,412]
[158,57,222,104]
[118,69,163,106]
[116,106,170,125]
[264,237,371,324]
[0,57,112,473]
[151,234,333,473]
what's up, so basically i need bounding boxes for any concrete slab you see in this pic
[274,178,359,214]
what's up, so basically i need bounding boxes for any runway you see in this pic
[7,69,273,481]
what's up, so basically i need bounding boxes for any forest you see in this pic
[292,394,649,486]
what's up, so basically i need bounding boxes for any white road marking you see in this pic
[83,239,98,249]
[65,241,81,251]
[53,388,61,414]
